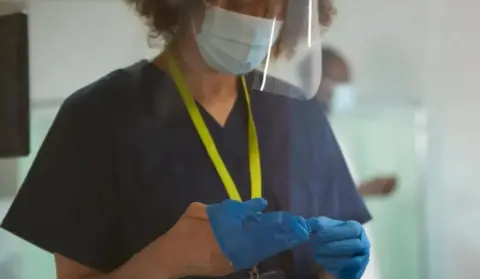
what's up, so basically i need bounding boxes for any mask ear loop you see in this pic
[189,0,213,36]
[249,266,260,279]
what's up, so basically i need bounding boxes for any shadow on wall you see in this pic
[0,2,25,16]
[0,1,24,198]
[0,159,18,198]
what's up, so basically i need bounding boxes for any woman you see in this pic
[1,1,371,279]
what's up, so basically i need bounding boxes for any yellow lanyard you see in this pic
[167,54,262,202]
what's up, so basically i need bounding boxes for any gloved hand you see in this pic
[308,217,370,279]
[207,198,311,271]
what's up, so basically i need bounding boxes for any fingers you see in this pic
[206,198,268,221]
[261,212,311,242]
[242,198,268,213]
[214,198,268,215]
[184,202,209,219]
[209,199,367,253]
[307,216,344,232]
[314,237,370,257]
[280,214,311,247]
[242,211,311,243]
[235,212,311,265]
[308,218,363,243]
[313,226,369,257]
[312,223,370,279]
[317,254,370,276]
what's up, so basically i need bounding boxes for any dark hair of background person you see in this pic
[321,46,346,77]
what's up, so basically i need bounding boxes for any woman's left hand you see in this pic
[308,217,370,279]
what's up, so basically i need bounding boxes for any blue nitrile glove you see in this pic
[308,217,370,279]
[207,198,311,271]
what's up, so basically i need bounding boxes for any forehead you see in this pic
[207,0,287,17]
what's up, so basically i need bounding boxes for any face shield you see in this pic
[188,0,324,100]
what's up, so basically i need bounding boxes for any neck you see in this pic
[154,43,238,105]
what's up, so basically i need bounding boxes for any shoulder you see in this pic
[288,96,331,139]
[59,60,178,130]
[59,60,149,120]
[291,98,327,119]
[250,72,327,128]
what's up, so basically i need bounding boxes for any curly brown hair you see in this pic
[126,0,336,40]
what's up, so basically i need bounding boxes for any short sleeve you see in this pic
[321,114,371,224]
[1,91,121,272]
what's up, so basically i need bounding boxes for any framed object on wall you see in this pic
[0,12,29,158]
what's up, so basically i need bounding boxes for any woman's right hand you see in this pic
[149,201,234,278]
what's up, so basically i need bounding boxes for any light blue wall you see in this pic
[330,105,425,279]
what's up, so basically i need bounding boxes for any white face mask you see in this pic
[330,83,358,112]
[195,6,283,75]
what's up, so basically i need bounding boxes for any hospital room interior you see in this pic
[0,0,478,279]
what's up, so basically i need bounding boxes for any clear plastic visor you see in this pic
[189,0,324,100]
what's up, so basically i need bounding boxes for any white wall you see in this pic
[326,1,480,279]
[0,0,156,200]
[1,1,156,278]
[0,1,22,15]
[424,1,480,278]
[28,0,157,101]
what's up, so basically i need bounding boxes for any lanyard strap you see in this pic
[167,53,262,202]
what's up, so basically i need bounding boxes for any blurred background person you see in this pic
[316,46,397,198]
[315,46,398,279]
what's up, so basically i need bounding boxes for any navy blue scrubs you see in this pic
[1,61,370,278]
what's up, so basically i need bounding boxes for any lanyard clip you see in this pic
[249,266,260,279]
